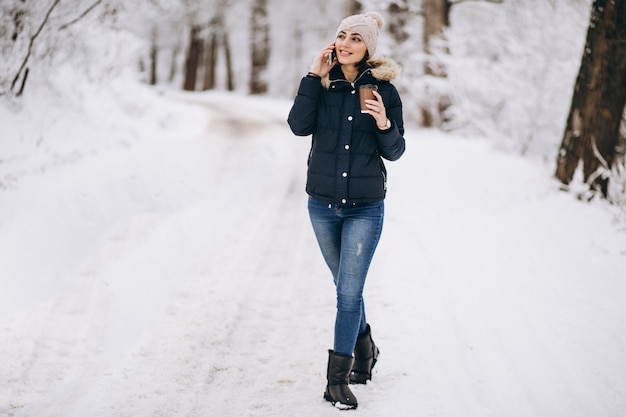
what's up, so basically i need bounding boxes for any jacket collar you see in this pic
[321,57,401,90]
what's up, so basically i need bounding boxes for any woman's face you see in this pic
[335,30,367,66]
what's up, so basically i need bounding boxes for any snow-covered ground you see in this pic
[1,81,625,417]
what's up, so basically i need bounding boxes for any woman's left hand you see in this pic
[365,90,389,129]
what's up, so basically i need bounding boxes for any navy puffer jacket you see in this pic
[288,58,406,206]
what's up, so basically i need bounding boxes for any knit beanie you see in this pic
[335,11,384,57]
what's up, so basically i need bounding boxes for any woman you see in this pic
[287,11,406,410]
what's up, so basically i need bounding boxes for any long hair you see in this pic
[357,52,371,74]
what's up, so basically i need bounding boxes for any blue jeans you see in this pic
[308,197,384,356]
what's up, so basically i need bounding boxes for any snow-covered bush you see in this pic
[445,0,592,159]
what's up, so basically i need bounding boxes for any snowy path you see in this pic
[1,92,625,417]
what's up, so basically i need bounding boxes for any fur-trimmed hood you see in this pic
[321,57,401,89]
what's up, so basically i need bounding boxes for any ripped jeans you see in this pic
[308,197,384,356]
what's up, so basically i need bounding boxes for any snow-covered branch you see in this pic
[58,0,103,31]
[10,0,61,95]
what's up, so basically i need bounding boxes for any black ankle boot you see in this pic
[350,324,379,384]
[324,350,358,410]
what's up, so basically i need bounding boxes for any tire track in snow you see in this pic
[178,102,337,416]
[61,96,331,417]
[1,94,314,417]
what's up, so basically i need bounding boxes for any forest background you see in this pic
[1,0,625,206]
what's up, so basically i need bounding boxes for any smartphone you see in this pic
[327,49,336,66]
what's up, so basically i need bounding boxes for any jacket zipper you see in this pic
[333,69,372,89]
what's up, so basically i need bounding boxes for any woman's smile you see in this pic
[335,30,367,65]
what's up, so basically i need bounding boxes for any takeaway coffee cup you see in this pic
[359,84,378,113]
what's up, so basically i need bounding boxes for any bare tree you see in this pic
[203,30,218,90]
[420,0,503,127]
[555,0,626,197]
[420,0,451,127]
[201,11,234,92]
[222,31,234,91]
[149,28,158,85]
[249,0,270,94]
[183,25,203,91]
[423,0,449,78]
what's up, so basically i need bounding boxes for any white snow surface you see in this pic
[1,79,625,417]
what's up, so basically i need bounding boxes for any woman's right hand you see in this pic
[309,42,337,78]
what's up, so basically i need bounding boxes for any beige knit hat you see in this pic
[335,11,384,57]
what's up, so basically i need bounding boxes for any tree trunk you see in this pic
[183,25,203,91]
[421,0,451,127]
[423,0,449,77]
[169,42,180,83]
[555,0,626,196]
[202,31,217,90]
[223,31,235,91]
[343,0,362,16]
[387,1,410,44]
[149,29,158,86]
[249,0,270,94]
